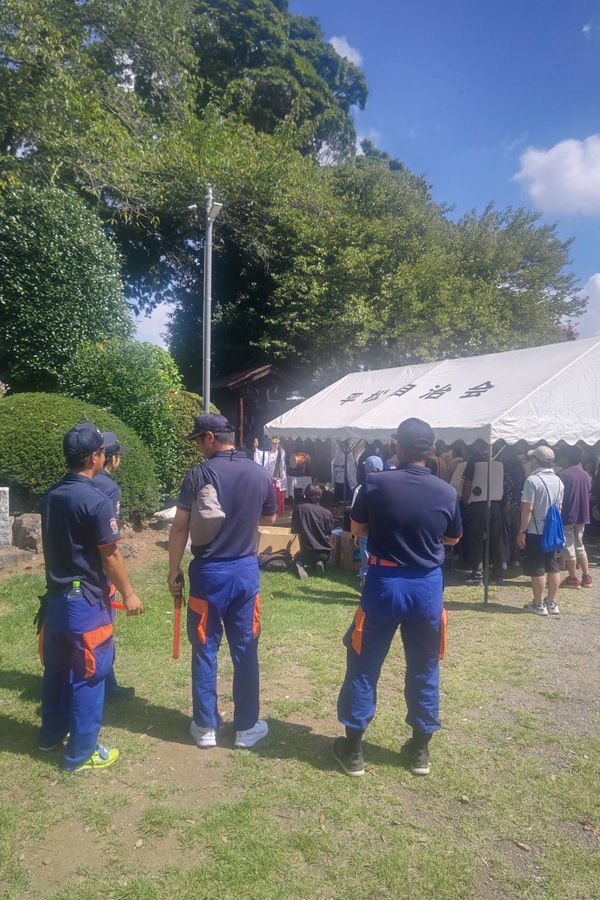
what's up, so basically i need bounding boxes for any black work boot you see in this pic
[400,730,431,776]
[332,727,365,777]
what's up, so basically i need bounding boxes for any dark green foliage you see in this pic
[166,389,221,486]
[0,393,160,520]
[59,340,182,493]
[0,0,586,390]
[0,183,132,392]
[192,0,367,160]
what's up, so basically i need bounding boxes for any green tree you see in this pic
[191,0,367,161]
[59,339,183,492]
[0,183,132,392]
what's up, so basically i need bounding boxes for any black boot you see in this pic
[332,727,365,777]
[400,729,431,776]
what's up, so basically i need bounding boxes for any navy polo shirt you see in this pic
[351,464,462,569]
[94,468,122,517]
[41,473,121,601]
[177,450,277,559]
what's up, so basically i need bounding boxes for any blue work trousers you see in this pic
[188,556,261,732]
[337,566,445,734]
[39,593,114,769]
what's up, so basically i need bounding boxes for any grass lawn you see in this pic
[0,560,599,899]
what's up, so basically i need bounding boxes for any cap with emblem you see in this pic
[63,423,105,465]
[184,413,235,441]
[101,432,129,457]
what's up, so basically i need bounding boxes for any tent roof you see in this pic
[264,338,600,445]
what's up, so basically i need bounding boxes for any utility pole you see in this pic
[202,186,222,414]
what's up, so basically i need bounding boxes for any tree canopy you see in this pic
[0,0,587,393]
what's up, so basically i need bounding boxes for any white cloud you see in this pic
[583,23,592,35]
[514,135,600,215]
[576,274,600,337]
[132,302,170,349]
[329,36,363,67]
[355,128,382,154]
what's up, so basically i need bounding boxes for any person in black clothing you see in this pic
[291,483,334,580]
[500,447,525,567]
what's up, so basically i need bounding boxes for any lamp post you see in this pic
[202,185,222,414]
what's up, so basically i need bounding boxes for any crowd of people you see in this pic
[327,435,597,595]
[35,412,595,778]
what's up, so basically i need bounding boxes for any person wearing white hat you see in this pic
[517,446,564,616]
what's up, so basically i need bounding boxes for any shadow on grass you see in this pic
[271,584,359,605]
[248,717,407,773]
[443,600,525,615]
[0,668,193,758]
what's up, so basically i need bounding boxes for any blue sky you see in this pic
[136,0,600,344]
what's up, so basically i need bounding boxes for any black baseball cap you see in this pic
[392,417,435,451]
[101,432,130,457]
[63,423,105,464]
[184,413,235,441]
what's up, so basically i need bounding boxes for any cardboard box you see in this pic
[329,531,341,567]
[339,530,361,571]
[257,526,299,556]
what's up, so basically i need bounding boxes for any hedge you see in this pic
[0,393,160,521]
[166,389,223,488]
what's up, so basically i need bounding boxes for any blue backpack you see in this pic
[534,477,565,553]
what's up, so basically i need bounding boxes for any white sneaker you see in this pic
[234,719,269,749]
[189,721,217,748]
[546,601,560,616]
[523,601,548,616]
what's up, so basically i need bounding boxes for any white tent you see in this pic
[265,338,600,446]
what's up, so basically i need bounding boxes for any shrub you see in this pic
[59,339,183,492]
[0,183,132,392]
[166,389,219,487]
[0,393,160,521]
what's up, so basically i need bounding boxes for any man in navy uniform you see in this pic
[333,418,462,778]
[39,424,144,771]
[168,414,277,750]
[94,431,135,701]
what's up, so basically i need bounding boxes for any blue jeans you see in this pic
[40,593,114,769]
[337,566,444,734]
[188,556,261,731]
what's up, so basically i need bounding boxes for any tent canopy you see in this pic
[265,338,600,446]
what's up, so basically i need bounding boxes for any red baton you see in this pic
[111,600,125,610]
[173,594,182,659]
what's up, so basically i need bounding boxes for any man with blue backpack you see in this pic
[517,445,564,616]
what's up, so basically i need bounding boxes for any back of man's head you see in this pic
[561,445,582,466]
[63,423,105,471]
[393,418,435,463]
[364,455,383,474]
[304,483,323,503]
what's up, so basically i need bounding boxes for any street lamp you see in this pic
[202,185,222,413]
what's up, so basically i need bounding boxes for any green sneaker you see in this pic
[72,744,119,772]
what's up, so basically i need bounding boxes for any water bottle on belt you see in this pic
[66,580,83,600]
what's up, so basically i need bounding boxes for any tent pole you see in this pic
[342,447,348,523]
[483,437,492,604]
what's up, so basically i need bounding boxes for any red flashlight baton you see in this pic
[173,595,182,659]
[172,573,185,660]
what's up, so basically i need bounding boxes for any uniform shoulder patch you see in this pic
[109,517,119,535]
